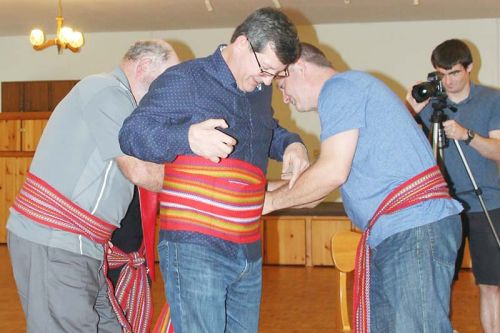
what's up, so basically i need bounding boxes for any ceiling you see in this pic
[1,0,500,37]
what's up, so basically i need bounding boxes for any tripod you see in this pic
[430,96,500,249]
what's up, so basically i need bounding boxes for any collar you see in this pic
[112,67,132,92]
[208,45,246,95]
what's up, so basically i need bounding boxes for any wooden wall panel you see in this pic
[23,81,49,112]
[1,82,23,112]
[311,217,352,266]
[49,81,78,110]
[22,119,48,151]
[0,157,32,243]
[0,120,21,151]
[263,217,306,265]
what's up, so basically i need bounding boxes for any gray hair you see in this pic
[123,40,172,62]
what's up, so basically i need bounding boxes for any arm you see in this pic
[115,155,164,192]
[442,120,500,161]
[263,129,359,214]
[406,86,430,115]
[268,118,309,187]
[119,71,236,163]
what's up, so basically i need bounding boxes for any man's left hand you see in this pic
[281,142,309,188]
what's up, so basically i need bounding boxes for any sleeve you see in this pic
[488,91,500,132]
[318,77,367,142]
[268,117,303,161]
[118,70,195,163]
[82,85,134,161]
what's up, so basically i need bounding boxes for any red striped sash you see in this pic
[353,166,452,333]
[12,172,116,244]
[107,244,152,333]
[159,156,266,244]
[12,172,151,333]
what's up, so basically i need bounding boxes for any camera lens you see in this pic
[411,82,437,103]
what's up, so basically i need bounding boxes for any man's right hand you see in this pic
[188,119,237,163]
[406,86,430,115]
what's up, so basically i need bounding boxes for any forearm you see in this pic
[269,161,342,211]
[469,134,500,161]
[116,155,164,192]
[119,118,191,163]
[269,120,303,161]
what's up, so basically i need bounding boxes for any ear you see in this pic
[136,56,153,76]
[293,58,307,77]
[465,63,473,73]
[234,35,249,50]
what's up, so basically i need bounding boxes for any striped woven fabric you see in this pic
[152,303,174,333]
[11,172,143,333]
[159,156,266,244]
[106,244,152,333]
[352,165,452,333]
[12,172,116,244]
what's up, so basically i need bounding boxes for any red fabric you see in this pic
[138,187,159,280]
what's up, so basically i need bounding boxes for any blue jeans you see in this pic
[158,239,262,333]
[370,215,462,333]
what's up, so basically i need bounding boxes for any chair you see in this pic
[330,230,362,332]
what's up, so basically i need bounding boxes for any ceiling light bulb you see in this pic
[30,29,45,46]
[58,26,73,44]
[69,31,84,48]
[344,0,351,4]
[413,0,419,5]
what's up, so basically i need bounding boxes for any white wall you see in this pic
[2,18,499,200]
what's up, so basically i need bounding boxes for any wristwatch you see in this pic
[464,129,475,145]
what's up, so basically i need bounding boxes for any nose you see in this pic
[262,75,274,86]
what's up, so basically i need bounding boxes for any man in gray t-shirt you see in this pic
[7,40,180,333]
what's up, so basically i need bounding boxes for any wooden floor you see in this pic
[0,244,481,332]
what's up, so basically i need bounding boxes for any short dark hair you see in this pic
[431,39,473,70]
[299,42,333,68]
[231,7,300,65]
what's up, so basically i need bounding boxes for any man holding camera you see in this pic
[407,38,500,333]
[266,42,463,333]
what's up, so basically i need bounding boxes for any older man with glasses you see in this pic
[119,7,308,333]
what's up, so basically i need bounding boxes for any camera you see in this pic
[411,71,446,103]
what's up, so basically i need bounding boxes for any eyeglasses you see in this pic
[247,38,289,79]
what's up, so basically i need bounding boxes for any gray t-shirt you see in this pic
[7,67,136,259]
[319,71,462,247]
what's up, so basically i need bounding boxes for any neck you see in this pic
[447,82,471,104]
[119,62,143,104]
[313,67,336,106]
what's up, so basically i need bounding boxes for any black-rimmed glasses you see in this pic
[247,38,289,79]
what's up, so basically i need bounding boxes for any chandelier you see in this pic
[29,0,84,54]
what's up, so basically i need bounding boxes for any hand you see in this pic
[188,119,237,163]
[443,120,468,141]
[281,142,309,188]
[406,86,430,114]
